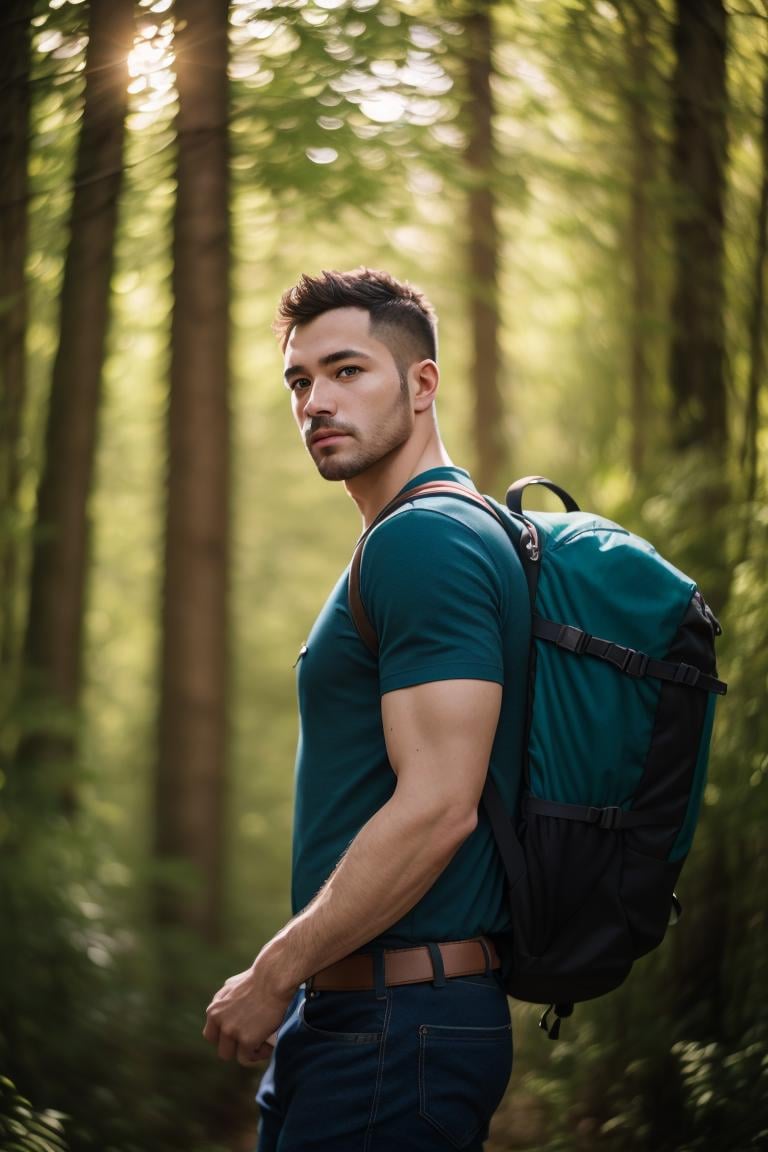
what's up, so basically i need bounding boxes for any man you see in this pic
[203,268,530,1150]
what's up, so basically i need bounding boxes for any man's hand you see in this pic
[203,678,502,1068]
[203,962,295,1066]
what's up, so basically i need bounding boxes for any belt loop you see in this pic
[479,937,492,977]
[373,949,386,1000]
[426,942,447,989]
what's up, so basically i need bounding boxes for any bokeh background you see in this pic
[1,0,766,1149]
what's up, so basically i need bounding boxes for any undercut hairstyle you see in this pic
[274,268,438,378]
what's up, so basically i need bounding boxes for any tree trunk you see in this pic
[622,0,658,481]
[154,0,231,943]
[464,2,506,495]
[741,64,768,556]
[667,0,730,611]
[0,0,33,672]
[669,0,728,454]
[16,0,133,814]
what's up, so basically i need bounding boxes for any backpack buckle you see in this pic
[597,806,622,829]
[674,663,700,687]
[605,645,649,677]
[555,624,589,653]
[623,649,649,678]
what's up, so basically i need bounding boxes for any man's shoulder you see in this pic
[364,490,512,564]
[358,493,521,619]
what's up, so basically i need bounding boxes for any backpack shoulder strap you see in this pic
[348,481,530,898]
[347,481,503,656]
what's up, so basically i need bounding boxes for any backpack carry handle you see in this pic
[506,476,580,515]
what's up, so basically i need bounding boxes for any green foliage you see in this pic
[6,0,768,1150]
[671,1030,768,1150]
[711,543,768,827]
[229,0,465,215]
[0,814,254,1152]
[488,987,768,1151]
[0,1075,68,1152]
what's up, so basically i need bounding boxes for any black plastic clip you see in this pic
[604,643,630,672]
[539,1002,574,1040]
[624,649,649,678]
[673,663,700,687]
[556,625,589,653]
[587,805,623,830]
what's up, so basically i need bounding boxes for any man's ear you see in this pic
[411,360,439,412]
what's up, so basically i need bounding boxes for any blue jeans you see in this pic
[255,970,513,1151]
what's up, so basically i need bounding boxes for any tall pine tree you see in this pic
[155,0,231,943]
[17,0,134,814]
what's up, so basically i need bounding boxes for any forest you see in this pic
[0,0,766,1149]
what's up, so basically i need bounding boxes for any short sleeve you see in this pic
[359,505,506,694]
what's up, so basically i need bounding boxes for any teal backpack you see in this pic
[348,476,727,1037]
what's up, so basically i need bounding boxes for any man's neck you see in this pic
[346,439,454,529]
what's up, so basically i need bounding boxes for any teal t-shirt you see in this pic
[291,466,530,945]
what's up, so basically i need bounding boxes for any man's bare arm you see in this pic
[203,677,502,1064]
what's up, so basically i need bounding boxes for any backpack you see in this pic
[347,475,727,1037]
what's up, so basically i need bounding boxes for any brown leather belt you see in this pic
[306,937,500,992]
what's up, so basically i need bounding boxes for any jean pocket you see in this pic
[298,993,383,1044]
[418,1022,513,1149]
[450,972,507,992]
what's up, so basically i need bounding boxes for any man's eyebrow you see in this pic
[283,349,372,382]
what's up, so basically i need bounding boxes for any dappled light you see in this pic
[127,11,175,124]
[1,1,767,1150]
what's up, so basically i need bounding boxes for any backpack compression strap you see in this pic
[532,617,727,696]
[348,480,504,657]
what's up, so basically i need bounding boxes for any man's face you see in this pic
[283,307,414,481]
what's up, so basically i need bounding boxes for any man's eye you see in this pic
[338,366,360,378]
[288,378,310,392]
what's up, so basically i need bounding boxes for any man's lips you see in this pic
[309,429,349,447]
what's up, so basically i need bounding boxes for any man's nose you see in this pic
[303,377,336,417]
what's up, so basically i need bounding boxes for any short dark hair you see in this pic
[273,268,438,373]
